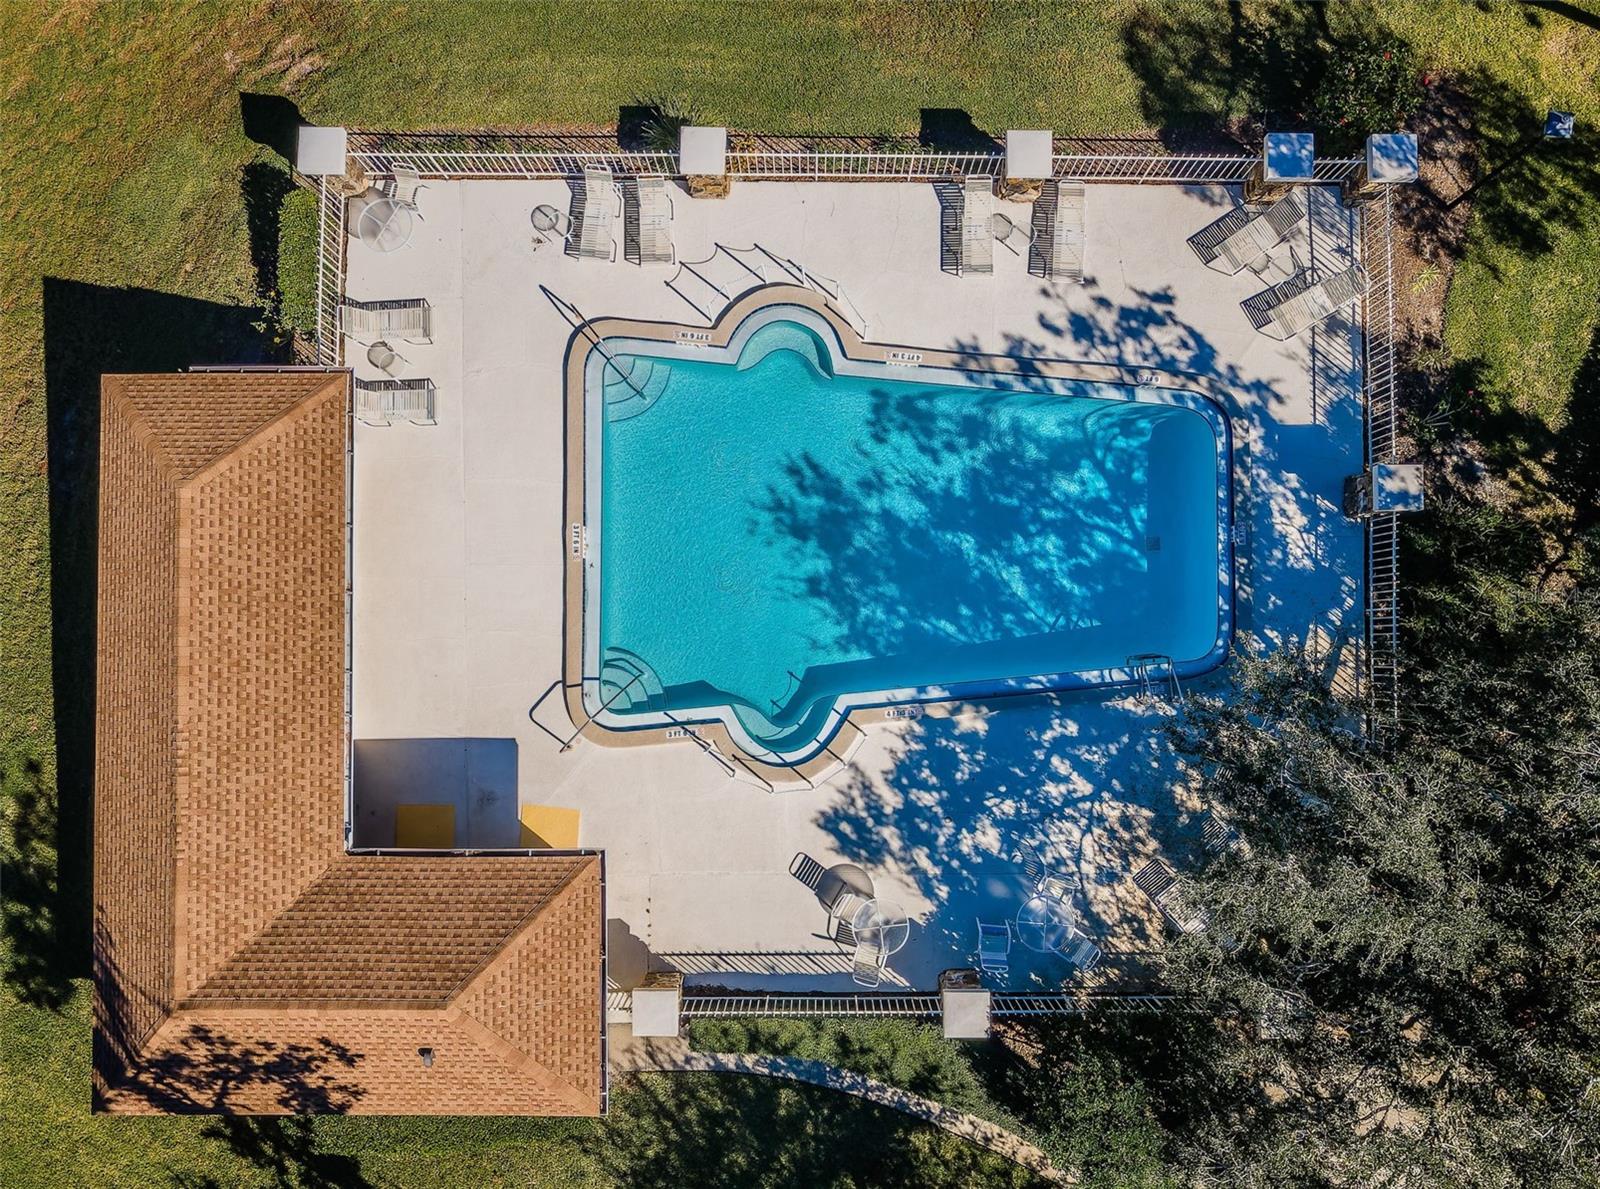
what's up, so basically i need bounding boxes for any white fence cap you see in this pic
[295,124,348,176]
[1005,129,1053,179]
[1263,131,1316,181]
[1365,133,1419,182]
[940,987,992,1038]
[679,126,728,175]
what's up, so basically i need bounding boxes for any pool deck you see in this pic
[344,178,1365,1002]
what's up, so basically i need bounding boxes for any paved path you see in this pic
[614,1037,1068,1183]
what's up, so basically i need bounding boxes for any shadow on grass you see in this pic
[171,1120,369,1189]
[595,1071,1044,1188]
[1,281,286,1013]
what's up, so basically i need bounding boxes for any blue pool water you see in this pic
[589,315,1229,758]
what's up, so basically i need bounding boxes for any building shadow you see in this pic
[239,91,305,161]
[16,280,288,1011]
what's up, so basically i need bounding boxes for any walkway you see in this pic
[613,1036,1068,1183]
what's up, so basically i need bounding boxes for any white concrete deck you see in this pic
[344,178,1364,1000]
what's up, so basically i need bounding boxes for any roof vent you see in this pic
[418,1047,434,1069]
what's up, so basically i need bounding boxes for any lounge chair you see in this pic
[1049,180,1086,283]
[851,941,887,987]
[338,297,432,344]
[355,377,436,426]
[1197,190,1306,275]
[574,165,620,262]
[387,161,425,213]
[960,175,994,276]
[1132,857,1210,934]
[977,920,1010,974]
[633,176,675,265]
[1257,264,1367,339]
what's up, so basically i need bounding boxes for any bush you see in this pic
[276,184,320,340]
[1312,38,1422,153]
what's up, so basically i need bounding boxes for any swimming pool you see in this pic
[575,302,1232,764]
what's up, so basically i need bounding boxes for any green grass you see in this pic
[5,2,1599,1184]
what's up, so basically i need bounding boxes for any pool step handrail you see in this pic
[539,284,651,401]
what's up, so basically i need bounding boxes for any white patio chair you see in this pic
[575,165,620,262]
[851,940,887,987]
[959,174,994,276]
[634,176,675,265]
[387,161,426,214]
[976,919,1010,974]
[1067,936,1103,974]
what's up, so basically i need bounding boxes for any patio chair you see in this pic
[1255,264,1367,339]
[1012,840,1049,889]
[1066,936,1103,974]
[833,917,857,948]
[386,161,426,214]
[1197,189,1306,275]
[574,165,621,262]
[1133,856,1211,935]
[633,176,675,265]
[1048,179,1086,283]
[976,920,1011,975]
[959,174,994,276]
[1038,871,1080,903]
[1199,809,1243,855]
[851,941,887,988]
[338,297,432,344]
[355,377,436,426]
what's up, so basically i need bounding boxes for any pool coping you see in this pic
[563,284,1236,786]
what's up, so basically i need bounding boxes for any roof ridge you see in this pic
[443,856,594,1005]
[178,371,347,486]
[102,375,180,478]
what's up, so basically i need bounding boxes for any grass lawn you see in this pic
[3,2,1597,1184]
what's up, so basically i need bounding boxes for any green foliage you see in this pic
[276,185,321,340]
[635,95,707,153]
[1311,38,1421,153]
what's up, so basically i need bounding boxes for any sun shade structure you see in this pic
[1004,129,1053,180]
[678,125,728,176]
[93,370,604,1116]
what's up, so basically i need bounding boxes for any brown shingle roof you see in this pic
[93,371,603,1116]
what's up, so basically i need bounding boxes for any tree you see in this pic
[1151,503,1600,1186]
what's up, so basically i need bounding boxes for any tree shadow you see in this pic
[918,108,1000,152]
[10,280,287,1011]
[172,1119,370,1189]
[593,1071,1043,1188]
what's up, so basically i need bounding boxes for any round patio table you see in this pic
[1016,894,1074,953]
[817,863,874,916]
[366,340,399,373]
[532,204,570,238]
[852,899,910,956]
[356,197,415,253]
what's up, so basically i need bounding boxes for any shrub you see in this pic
[1312,38,1422,154]
[276,184,320,340]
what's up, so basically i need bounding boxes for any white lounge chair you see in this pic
[355,378,436,427]
[977,920,1010,975]
[634,176,674,265]
[1049,179,1086,283]
[960,175,994,276]
[1258,264,1367,339]
[1200,190,1306,275]
[338,297,431,344]
[574,166,620,262]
